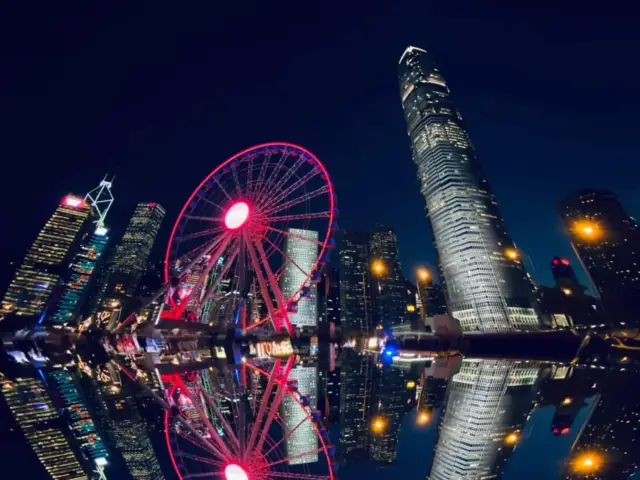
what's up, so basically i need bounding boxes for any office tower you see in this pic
[563,369,640,480]
[91,366,165,480]
[427,359,541,480]
[370,226,407,329]
[369,366,410,464]
[559,189,640,326]
[338,349,374,460]
[552,256,581,287]
[281,228,318,329]
[318,266,340,329]
[398,46,540,332]
[1,373,88,479]
[339,231,372,333]
[417,278,448,319]
[1,195,93,319]
[99,203,165,311]
[281,362,318,465]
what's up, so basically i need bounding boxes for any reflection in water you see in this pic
[1,327,640,480]
[428,359,541,480]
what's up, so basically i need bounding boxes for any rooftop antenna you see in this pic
[85,175,115,229]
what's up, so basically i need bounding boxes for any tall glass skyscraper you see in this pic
[339,231,372,333]
[99,203,165,310]
[398,46,540,332]
[281,228,318,329]
[1,195,92,318]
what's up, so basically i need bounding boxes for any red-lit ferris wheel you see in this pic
[161,142,337,334]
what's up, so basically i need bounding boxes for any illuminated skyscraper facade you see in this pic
[559,189,640,326]
[339,231,372,333]
[99,203,165,309]
[281,363,318,465]
[281,228,318,329]
[370,226,407,329]
[398,46,540,332]
[1,373,88,480]
[428,359,540,480]
[1,195,92,318]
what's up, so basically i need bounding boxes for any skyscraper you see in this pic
[559,189,640,326]
[1,195,92,318]
[339,231,372,333]
[318,266,340,330]
[99,203,165,311]
[370,226,407,329]
[1,373,88,480]
[281,228,318,329]
[398,46,540,332]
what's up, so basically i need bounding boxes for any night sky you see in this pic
[1,1,638,287]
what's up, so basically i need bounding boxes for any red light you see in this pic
[224,202,250,230]
[561,258,570,266]
[63,195,83,208]
[553,259,559,265]
[553,427,559,434]
[561,427,570,434]
[148,203,157,207]
[224,464,248,480]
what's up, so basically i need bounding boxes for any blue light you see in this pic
[384,349,394,357]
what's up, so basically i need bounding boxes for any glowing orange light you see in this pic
[225,202,250,230]
[417,411,431,425]
[561,397,573,406]
[406,304,416,312]
[561,288,573,296]
[224,464,249,480]
[573,220,602,241]
[371,416,386,434]
[571,452,603,474]
[406,380,416,389]
[505,248,519,261]
[372,260,386,276]
[504,432,519,445]
[417,268,431,282]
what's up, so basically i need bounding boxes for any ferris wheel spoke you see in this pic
[176,226,227,244]
[196,193,226,212]
[261,167,321,213]
[254,381,289,455]
[177,451,226,468]
[262,234,310,279]
[230,161,244,198]
[199,387,242,453]
[266,473,331,480]
[183,215,223,223]
[266,211,331,223]
[175,428,220,458]
[258,224,325,247]
[256,155,307,210]
[245,235,283,331]
[244,359,282,456]
[262,413,311,458]
[174,236,222,268]
[184,473,222,479]
[254,151,290,207]
[263,184,330,217]
[253,153,273,200]
[264,447,326,468]
[198,244,239,311]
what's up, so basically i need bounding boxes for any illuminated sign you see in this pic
[63,195,83,207]
[250,339,293,358]
[95,227,108,236]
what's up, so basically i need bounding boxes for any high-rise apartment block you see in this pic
[339,231,372,333]
[398,46,540,332]
[281,228,318,329]
[1,195,92,318]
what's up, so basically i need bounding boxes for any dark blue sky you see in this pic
[1,1,638,286]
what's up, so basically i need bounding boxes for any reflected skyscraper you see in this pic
[281,362,318,465]
[338,349,374,460]
[428,359,541,479]
[398,46,540,332]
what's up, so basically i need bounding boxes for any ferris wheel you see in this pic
[162,142,337,334]
[162,360,337,480]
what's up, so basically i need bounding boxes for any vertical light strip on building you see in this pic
[398,46,539,332]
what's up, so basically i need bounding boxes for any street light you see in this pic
[417,267,431,283]
[417,411,430,425]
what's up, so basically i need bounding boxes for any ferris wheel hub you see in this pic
[224,201,250,230]
[224,463,249,480]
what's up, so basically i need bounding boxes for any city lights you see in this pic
[571,452,604,474]
[406,380,416,389]
[505,248,519,261]
[371,416,387,434]
[406,304,416,312]
[572,220,603,241]
[561,288,573,296]
[504,432,519,446]
[372,259,386,276]
[417,267,431,282]
[417,411,431,425]
[561,397,572,406]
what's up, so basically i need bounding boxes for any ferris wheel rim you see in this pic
[163,142,336,331]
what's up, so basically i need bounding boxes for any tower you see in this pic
[99,203,165,311]
[369,226,406,329]
[1,195,92,318]
[559,189,640,326]
[339,231,372,333]
[398,46,539,332]
[280,228,318,330]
